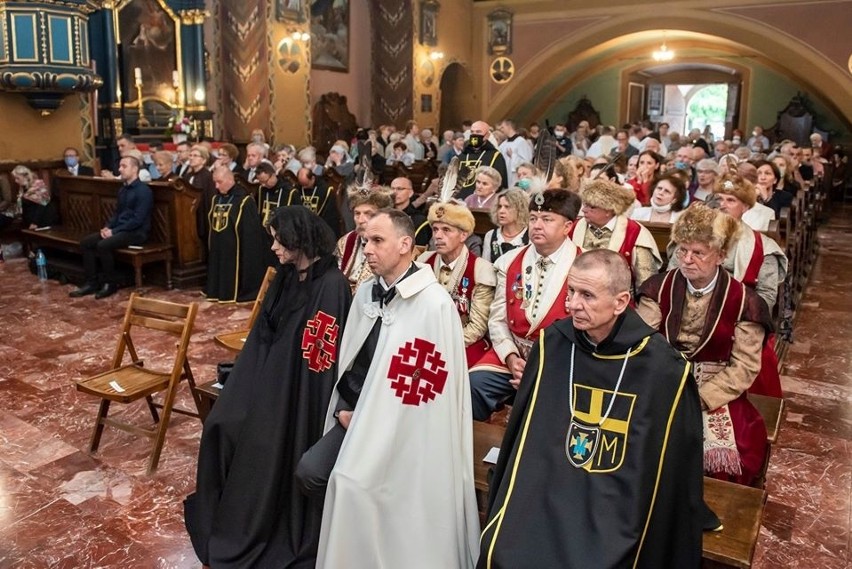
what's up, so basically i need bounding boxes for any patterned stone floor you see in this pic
[0,206,849,567]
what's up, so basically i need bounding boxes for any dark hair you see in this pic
[638,150,663,169]
[256,161,277,177]
[268,206,335,258]
[377,208,415,240]
[117,134,134,143]
[654,172,687,212]
[750,159,780,184]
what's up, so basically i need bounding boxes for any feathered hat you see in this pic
[346,166,393,210]
[425,157,475,233]
[528,188,581,220]
[671,202,740,252]
[579,179,636,215]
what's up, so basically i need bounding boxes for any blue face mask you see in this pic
[674,161,688,170]
[64,156,79,168]
[517,178,531,191]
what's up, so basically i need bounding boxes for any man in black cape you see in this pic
[185,206,352,567]
[205,167,267,302]
[479,249,705,569]
[456,120,508,201]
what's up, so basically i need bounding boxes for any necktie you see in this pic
[371,283,396,307]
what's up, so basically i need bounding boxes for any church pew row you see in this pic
[20,172,205,288]
[473,421,767,569]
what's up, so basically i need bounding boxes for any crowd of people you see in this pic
[3,116,840,567]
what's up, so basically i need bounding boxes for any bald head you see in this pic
[471,121,490,137]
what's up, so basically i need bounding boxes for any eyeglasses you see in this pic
[675,247,712,262]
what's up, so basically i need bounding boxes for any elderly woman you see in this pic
[482,188,529,262]
[753,159,794,218]
[630,172,686,223]
[187,205,351,567]
[692,158,719,203]
[514,162,540,191]
[216,142,245,177]
[637,204,770,485]
[464,166,501,209]
[152,151,177,181]
[11,165,57,229]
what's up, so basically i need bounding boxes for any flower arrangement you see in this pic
[165,112,196,137]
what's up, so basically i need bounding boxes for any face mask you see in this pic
[468,134,484,149]
[517,178,531,191]
[64,156,78,168]
[674,161,688,170]
[554,130,566,138]
[732,136,741,144]
[777,167,786,177]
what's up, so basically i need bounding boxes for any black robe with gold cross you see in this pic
[205,185,266,302]
[479,309,705,569]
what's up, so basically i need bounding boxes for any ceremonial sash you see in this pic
[339,231,360,276]
[741,230,764,288]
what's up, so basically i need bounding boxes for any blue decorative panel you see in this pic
[11,13,38,62]
[48,15,73,64]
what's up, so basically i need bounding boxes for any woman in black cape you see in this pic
[185,206,352,568]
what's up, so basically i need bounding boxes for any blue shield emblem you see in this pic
[565,420,600,468]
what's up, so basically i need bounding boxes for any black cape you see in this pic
[286,179,341,238]
[205,185,267,302]
[185,255,352,568]
[479,309,705,569]
[456,140,508,200]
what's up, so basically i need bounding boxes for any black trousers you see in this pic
[80,230,146,285]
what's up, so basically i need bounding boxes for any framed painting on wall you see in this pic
[487,9,512,56]
[277,0,305,22]
[117,0,178,105]
[311,0,349,72]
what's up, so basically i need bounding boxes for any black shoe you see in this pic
[94,283,119,299]
[69,283,98,298]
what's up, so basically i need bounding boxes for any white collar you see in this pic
[533,238,570,265]
[686,269,719,297]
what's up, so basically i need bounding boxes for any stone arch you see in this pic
[485,10,851,131]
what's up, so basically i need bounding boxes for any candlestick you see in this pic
[136,83,149,127]
[134,67,142,87]
[172,70,180,88]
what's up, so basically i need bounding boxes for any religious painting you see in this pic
[277,0,305,22]
[310,0,349,72]
[117,0,178,105]
[487,9,512,56]
[420,0,439,47]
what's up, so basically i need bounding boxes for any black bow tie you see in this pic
[372,283,396,306]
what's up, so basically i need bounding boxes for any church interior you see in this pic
[0,0,851,567]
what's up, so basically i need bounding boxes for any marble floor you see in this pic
[0,207,850,568]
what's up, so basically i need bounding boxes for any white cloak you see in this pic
[317,264,479,569]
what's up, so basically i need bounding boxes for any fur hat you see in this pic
[712,174,757,207]
[528,189,581,221]
[579,179,636,215]
[671,202,740,253]
[347,184,394,210]
[428,201,475,233]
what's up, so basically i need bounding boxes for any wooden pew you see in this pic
[473,421,767,568]
[21,173,204,288]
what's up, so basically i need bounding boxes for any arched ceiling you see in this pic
[485,13,852,132]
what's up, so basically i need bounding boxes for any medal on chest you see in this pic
[511,272,523,301]
[521,265,533,309]
[456,276,470,316]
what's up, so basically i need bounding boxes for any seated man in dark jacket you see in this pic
[69,156,154,299]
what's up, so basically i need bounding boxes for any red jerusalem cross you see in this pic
[301,311,339,372]
[387,338,449,406]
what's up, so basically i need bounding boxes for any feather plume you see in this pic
[439,157,460,203]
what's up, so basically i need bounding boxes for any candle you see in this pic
[134,67,142,80]
[172,70,179,87]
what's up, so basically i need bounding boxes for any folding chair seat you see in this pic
[214,266,276,352]
[75,293,199,474]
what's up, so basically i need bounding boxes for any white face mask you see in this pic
[650,198,672,213]
[554,129,566,138]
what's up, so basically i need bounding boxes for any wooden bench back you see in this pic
[52,172,202,268]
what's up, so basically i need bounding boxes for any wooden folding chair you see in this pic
[75,293,199,474]
[214,266,277,352]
